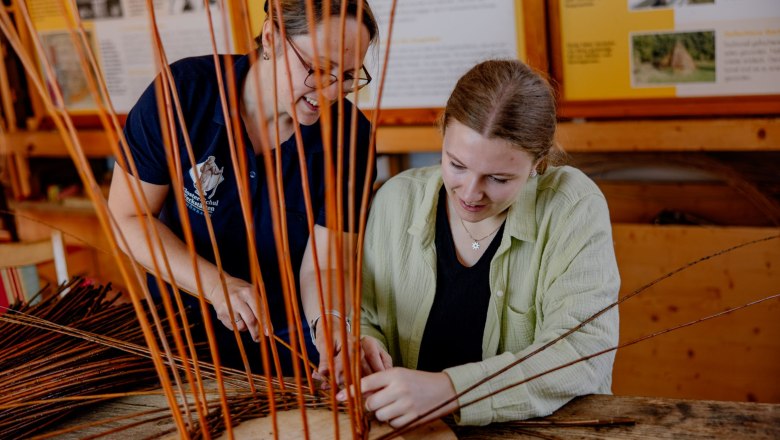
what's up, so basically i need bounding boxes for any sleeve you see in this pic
[316,101,377,232]
[444,193,620,425]
[120,77,172,185]
[359,186,390,351]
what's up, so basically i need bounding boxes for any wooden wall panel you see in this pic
[611,224,780,403]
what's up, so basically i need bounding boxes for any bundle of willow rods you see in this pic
[0,279,181,439]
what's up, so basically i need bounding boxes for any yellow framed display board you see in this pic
[549,0,780,118]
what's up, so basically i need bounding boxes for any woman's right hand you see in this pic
[207,277,264,341]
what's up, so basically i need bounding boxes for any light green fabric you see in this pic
[361,165,620,425]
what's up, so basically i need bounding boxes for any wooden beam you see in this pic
[556,118,780,152]
[376,125,442,154]
[3,129,115,157]
[375,118,780,154]
[4,118,778,157]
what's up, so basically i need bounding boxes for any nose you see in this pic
[321,80,342,101]
[461,175,483,203]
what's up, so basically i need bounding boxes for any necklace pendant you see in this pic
[471,241,481,250]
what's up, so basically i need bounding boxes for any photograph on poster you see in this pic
[631,30,716,85]
[76,0,123,19]
[41,30,97,109]
[629,0,714,10]
[168,0,217,14]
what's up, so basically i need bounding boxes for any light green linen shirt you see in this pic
[361,165,620,425]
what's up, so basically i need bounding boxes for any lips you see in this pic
[302,95,319,112]
[460,198,485,213]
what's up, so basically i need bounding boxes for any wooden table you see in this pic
[45,393,779,439]
[452,395,779,439]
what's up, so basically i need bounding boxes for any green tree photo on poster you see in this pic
[631,31,716,85]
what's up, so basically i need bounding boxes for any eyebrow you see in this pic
[445,151,518,178]
[301,47,343,71]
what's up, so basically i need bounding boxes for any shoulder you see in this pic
[167,55,241,97]
[533,166,611,237]
[371,167,437,219]
[376,167,436,201]
[169,55,224,80]
[535,165,604,208]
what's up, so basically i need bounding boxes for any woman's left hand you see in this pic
[312,317,349,387]
[339,368,459,428]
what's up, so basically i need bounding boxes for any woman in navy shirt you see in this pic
[108,0,378,375]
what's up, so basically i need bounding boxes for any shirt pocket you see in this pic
[501,304,536,353]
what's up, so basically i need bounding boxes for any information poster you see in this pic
[30,0,231,112]
[363,0,525,109]
[558,0,780,101]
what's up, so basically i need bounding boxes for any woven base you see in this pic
[216,408,456,440]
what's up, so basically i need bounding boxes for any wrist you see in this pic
[309,310,351,344]
[205,281,221,302]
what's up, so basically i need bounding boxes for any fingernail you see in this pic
[336,390,345,401]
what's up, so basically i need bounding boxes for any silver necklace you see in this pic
[459,217,503,251]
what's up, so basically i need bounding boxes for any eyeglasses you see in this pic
[285,37,372,93]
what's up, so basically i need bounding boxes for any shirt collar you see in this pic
[408,167,538,246]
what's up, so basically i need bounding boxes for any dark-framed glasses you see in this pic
[286,37,372,93]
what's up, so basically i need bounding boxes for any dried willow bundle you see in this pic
[0,279,181,439]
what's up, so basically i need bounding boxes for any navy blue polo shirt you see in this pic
[123,54,375,371]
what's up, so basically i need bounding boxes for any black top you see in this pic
[417,188,505,372]
[123,54,375,374]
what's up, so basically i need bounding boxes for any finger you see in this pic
[234,315,246,331]
[334,361,346,386]
[360,352,373,376]
[233,316,258,342]
[380,351,393,370]
[317,355,331,378]
[365,349,387,373]
[244,288,261,324]
[234,303,260,341]
[360,369,392,394]
[388,411,419,429]
[368,390,403,422]
[312,370,333,390]
[218,314,238,331]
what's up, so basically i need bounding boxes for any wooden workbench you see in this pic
[46,393,779,439]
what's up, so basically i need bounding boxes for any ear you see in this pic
[261,20,278,56]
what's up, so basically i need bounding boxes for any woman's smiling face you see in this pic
[263,16,370,126]
[441,120,537,223]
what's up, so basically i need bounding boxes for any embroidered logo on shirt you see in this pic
[184,156,224,215]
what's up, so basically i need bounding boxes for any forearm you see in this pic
[300,227,356,330]
[301,265,352,331]
[113,214,224,300]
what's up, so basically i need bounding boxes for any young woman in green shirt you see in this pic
[341,60,620,427]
